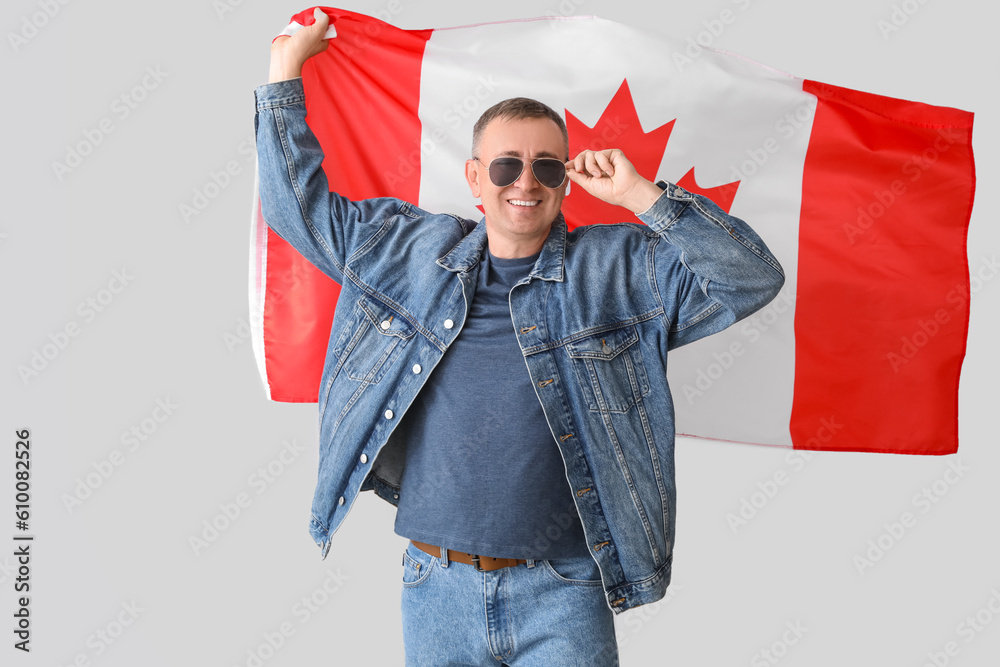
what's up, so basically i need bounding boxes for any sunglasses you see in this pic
[474,156,567,189]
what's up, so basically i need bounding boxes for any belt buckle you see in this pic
[470,554,486,572]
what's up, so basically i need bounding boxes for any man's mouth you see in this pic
[508,199,540,207]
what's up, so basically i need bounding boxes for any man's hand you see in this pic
[269,8,332,83]
[565,149,664,215]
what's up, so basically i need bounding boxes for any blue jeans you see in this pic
[400,542,619,666]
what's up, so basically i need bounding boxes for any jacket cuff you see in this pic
[635,180,698,232]
[254,78,306,111]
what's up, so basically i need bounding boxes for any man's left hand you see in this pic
[565,149,663,215]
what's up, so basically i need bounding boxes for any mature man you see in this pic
[257,9,784,666]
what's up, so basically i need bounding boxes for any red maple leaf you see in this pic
[562,79,740,231]
[677,167,740,213]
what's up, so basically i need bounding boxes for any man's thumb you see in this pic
[310,7,332,34]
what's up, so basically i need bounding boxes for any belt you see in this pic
[410,540,528,572]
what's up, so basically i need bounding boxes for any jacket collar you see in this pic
[436,214,566,283]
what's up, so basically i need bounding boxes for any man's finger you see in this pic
[595,151,615,178]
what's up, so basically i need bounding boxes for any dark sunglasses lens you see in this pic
[487,158,566,188]
[488,158,524,187]
[531,159,567,188]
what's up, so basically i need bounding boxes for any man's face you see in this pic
[465,116,568,257]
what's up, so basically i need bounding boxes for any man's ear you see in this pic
[465,159,482,198]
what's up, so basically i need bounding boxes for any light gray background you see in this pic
[2,0,997,665]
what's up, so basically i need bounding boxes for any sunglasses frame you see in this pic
[474,156,568,189]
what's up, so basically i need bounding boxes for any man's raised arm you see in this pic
[567,147,785,350]
[255,8,402,282]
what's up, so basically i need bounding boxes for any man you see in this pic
[257,9,784,665]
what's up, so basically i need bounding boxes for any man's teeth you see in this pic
[508,199,539,207]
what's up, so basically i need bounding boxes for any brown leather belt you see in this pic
[410,540,528,572]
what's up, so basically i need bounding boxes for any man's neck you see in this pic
[487,239,545,259]
[483,225,551,259]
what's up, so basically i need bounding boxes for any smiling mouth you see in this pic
[508,199,540,207]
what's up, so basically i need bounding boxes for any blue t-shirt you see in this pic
[393,248,589,559]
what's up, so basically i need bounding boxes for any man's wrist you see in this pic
[626,179,667,216]
[268,57,304,83]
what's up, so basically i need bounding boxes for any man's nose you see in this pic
[513,161,540,189]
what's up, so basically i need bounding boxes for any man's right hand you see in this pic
[268,7,332,83]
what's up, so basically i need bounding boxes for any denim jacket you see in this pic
[254,78,784,613]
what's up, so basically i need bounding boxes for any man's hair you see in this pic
[471,97,569,159]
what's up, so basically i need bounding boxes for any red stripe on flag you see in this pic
[263,232,340,402]
[262,8,431,401]
[790,81,975,454]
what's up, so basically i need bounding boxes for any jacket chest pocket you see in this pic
[566,326,650,413]
[334,296,415,385]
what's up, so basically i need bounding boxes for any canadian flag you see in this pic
[250,7,975,455]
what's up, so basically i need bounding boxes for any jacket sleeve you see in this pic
[253,78,403,282]
[637,181,785,350]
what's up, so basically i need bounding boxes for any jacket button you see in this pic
[443,319,454,329]
[384,409,394,419]
[380,320,391,330]
[338,496,345,505]
[412,364,422,374]
[360,453,368,464]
